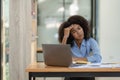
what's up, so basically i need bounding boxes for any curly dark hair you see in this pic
[58,15,90,46]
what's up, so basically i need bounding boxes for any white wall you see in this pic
[97,0,120,80]
[98,0,120,63]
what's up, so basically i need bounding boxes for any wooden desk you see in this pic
[26,62,120,80]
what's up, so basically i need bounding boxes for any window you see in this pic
[37,0,96,50]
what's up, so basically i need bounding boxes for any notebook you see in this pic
[42,44,72,67]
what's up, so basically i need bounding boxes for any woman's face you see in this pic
[70,24,84,40]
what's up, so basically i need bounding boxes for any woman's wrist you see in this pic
[63,35,69,39]
[61,36,68,44]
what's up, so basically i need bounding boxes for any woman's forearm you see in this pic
[61,36,68,44]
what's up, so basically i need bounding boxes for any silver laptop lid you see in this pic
[42,44,72,67]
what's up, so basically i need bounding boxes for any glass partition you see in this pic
[37,0,95,49]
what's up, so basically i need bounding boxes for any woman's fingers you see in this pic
[63,24,74,38]
[69,24,74,30]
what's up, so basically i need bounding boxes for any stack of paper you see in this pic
[70,63,120,68]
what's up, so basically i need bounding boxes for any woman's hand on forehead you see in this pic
[69,24,74,30]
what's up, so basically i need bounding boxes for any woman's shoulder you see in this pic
[85,38,99,48]
[86,37,98,44]
[87,37,96,41]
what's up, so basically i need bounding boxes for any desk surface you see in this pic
[26,62,120,72]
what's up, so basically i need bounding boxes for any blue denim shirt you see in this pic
[71,38,102,63]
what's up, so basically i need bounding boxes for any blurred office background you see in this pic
[1,0,120,80]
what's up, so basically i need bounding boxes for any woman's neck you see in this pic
[75,39,83,48]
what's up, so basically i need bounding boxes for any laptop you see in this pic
[42,44,73,67]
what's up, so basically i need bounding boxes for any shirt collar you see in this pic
[73,39,86,47]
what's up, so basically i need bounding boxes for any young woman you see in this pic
[58,15,102,80]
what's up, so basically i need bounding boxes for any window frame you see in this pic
[0,0,3,79]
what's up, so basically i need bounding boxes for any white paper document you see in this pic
[70,63,120,68]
